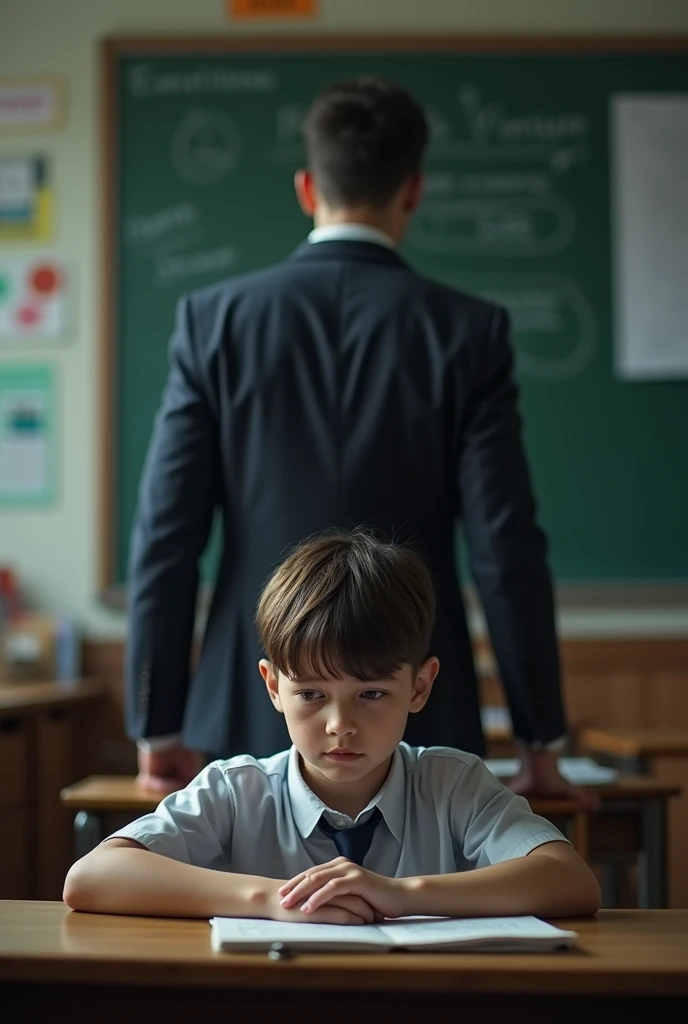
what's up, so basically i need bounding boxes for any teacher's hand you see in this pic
[136,745,205,794]
[506,747,600,811]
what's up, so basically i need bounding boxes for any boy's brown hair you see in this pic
[256,530,436,681]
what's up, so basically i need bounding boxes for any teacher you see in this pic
[126,77,583,805]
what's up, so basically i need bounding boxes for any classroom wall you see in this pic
[1,0,688,643]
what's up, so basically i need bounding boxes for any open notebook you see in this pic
[210,915,578,954]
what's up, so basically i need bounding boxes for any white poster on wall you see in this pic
[0,77,66,133]
[0,254,67,342]
[0,364,56,506]
[611,94,688,379]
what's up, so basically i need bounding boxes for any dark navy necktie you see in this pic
[318,807,382,865]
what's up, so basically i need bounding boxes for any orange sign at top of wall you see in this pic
[229,0,318,18]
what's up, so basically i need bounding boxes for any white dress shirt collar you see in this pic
[287,744,406,842]
[308,223,396,250]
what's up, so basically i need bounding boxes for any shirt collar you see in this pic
[287,744,406,842]
[308,223,396,250]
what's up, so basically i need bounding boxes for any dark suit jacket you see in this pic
[126,240,566,758]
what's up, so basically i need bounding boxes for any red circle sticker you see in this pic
[29,263,62,296]
[16,303,43,326]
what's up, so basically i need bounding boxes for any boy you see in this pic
[64,532,600,923]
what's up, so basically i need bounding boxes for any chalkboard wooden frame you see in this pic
[98,34,688,605]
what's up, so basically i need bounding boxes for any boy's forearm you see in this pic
[400,850,601,919]
[63,846,277,919]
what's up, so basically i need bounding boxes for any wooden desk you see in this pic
[579,728,688,769]
[0,903,686,1022]
[0,679,104,714]
[0,680,106,900]
[580,727,688,909]
[60,774,680,910]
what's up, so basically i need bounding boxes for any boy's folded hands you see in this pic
[268,871,380,925]
[277,857,406,921]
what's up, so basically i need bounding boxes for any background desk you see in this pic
[579,727,688,908]
[0,680,106,900]
[0,903,686,1023]
[60,774,680,909]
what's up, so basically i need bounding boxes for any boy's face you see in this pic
[259,658,438,803]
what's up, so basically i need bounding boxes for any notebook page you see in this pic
[377,916,577,947]
[211,917,388,946]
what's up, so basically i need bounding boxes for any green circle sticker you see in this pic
[0,273,10,303]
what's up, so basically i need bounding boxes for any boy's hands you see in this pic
[267,876,380,925]
[278,858,408,920]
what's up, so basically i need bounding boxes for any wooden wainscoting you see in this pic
[81,642,136,775]
[476,638,688,731]
[83,636,688,766]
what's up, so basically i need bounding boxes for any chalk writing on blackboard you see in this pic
[126,203,200,246]
[154,245,238,286]
[411,196,575,255]
[171,110,243,184]
[448,272,597,380]
[128,62,278,97]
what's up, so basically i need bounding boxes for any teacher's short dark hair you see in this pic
[302,77,428,209]
[256,529,436,682]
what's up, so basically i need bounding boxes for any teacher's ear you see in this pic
[294,169,318,217]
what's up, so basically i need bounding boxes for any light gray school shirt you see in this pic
[108,744,567,878]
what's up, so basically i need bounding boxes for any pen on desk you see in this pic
[268,941,294,961]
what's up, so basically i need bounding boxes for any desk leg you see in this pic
[638,799,667,909]
[73,811,104,859]
[600,860,623,908]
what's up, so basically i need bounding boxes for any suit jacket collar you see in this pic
[289,239,409,269]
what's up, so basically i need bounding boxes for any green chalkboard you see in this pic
[102,38,688,589]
